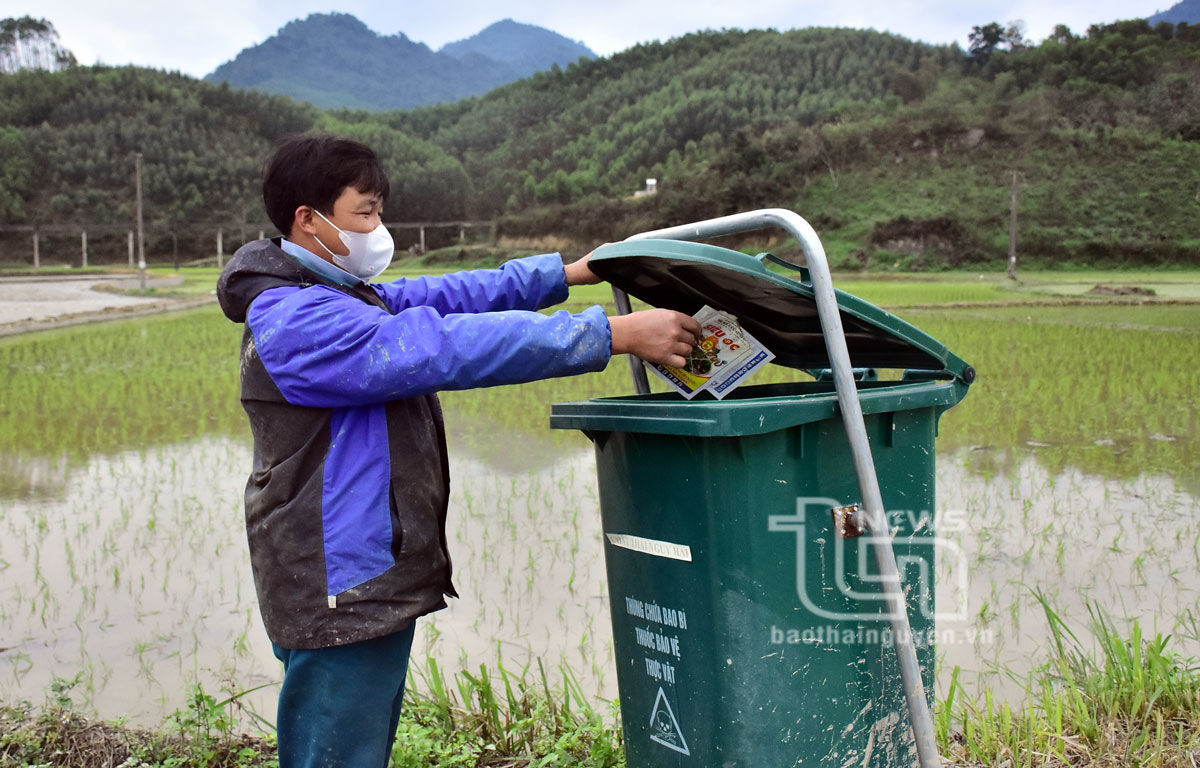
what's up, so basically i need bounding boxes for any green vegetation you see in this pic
[907,303,1200,484]
[3,268,1197,492]
[0,661,623,767]
[0,62,466,244]
[392,659,623,767]
[0,264,115,276]
[389,20,1200,267]
[94,260,1200,306]
[4,605,1197,766]
[0,678,277,767]
[2,20,1197,267]
[0,306,244,498]
[1,252,1197,768]
[375,27,958,214]
[937,595,1200,767]
[0,65,316,226]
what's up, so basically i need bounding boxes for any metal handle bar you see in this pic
[615,208,942,768]
[756,251,809,276]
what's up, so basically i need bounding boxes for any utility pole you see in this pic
[1007,170,1019,281]
[135,153,146,291]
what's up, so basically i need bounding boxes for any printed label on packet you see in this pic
[648,306,775,400]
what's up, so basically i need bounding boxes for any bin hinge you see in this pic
[831,504,866,538]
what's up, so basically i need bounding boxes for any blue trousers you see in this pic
[271,621,416,768]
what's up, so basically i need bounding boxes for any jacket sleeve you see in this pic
[370,252,569,315]
[246,284,612,408]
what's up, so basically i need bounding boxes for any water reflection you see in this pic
[0,436,273,722]
[411,447,617,703]
[935,452,1200,701]
[0,304,1196,725]
[0,433,616,724]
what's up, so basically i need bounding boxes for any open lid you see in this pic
[590,239,974,381]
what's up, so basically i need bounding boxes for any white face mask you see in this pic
[310,208,394,281]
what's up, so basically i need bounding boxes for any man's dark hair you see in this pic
[263,135,390,237]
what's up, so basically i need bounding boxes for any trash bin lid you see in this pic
[591,239,973,380]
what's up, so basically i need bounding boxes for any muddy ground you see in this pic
[0,275,213,337]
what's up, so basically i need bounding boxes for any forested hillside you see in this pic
[320,20,1200,266]
[1,20,1198,267]
[0,66,470,227]
[370,27,960,214]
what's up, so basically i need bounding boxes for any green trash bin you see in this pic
[550,238,974,767]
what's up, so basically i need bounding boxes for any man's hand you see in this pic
[564,247,607,287]
[609,309,701,368]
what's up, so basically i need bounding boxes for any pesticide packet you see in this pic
[648,305,775,400]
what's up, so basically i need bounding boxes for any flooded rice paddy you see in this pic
[0,301,1197,725]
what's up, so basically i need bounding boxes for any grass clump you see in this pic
[3,619,1197,768]
[0,676,276,767]
[937,593,1200,767]
[0,660,624,768]
[392,657,624,767]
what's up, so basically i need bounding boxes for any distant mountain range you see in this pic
[204,14,595,110]
[1148,0,1200,25]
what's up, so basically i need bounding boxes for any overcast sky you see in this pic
[17,0,1175,79]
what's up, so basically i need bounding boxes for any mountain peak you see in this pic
[1148,0,1200,25]
[205,14,594,110]
[440,18,595,66]
[281,12,368,34]
[272,13,426,53]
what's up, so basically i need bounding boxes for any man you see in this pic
[216,134,698,767]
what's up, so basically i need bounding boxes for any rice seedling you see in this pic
[0,287,1194,764]
[395,656,623,767]
[937,593,1200,767]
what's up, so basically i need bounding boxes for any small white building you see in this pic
[633,178,658,198]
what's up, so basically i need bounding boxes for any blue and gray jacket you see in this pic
[217,238,612,649]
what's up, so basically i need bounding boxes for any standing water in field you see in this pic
[0,304,1196,724]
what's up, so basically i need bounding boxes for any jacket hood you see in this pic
[217,238,315,323]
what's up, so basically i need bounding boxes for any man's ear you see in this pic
[293,205,318,238]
